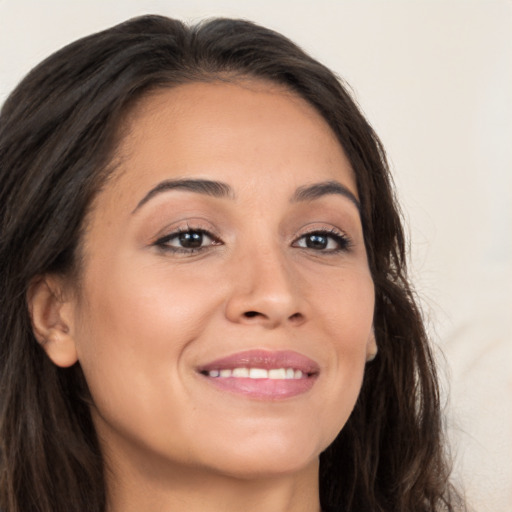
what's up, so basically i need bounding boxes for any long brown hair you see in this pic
[0,15,463,512]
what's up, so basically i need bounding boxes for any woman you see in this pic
[0,14,464,512]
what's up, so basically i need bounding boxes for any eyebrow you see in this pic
[291,181,360,211]
[132,178,234,213]
[132,178,360,213]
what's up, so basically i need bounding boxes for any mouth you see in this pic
[196,350,319,400]
[202,367,309,379]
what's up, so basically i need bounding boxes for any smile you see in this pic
[197,350,319,400]
[204,367,307,379]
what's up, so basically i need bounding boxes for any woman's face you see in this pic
[64,81,375,479]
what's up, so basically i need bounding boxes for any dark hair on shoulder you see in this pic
[0,14,464,512]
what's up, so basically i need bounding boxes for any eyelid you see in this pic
[291,226,353,252]
[152,221,223,254]
[157,228,217,245]
[151,218,219,242]
[149,218,353,255]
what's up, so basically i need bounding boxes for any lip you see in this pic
[197,350,320,400]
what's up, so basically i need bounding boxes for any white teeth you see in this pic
[206,367,306,379]
[232,367,249,378]
[268,368,286,379]
[249,368,268,379]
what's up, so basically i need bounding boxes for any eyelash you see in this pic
[154,226,221,254]
[153,227,352,254]
[292,228,352,253]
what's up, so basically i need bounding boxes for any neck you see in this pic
[104,450,321,512]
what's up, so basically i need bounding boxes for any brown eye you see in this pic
[154,229,220,253]
[293,230,350,252]
[304,233,329,249]
[177,231,204,248]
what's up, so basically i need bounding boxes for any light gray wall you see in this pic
[1,1,511,510]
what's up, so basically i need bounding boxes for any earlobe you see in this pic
[27,276,78,368]
[366,327,378,362]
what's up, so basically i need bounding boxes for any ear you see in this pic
[27,275,78,368]
[366,327,378,362]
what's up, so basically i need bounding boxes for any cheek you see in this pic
[72,257,221,408]
[78,256,216,344]
[70,258,228,461]
[316,266,375,346]
[311,268,374,437]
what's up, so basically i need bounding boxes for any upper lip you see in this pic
[197,349,320,375]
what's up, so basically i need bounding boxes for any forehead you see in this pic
[100,80,357,213]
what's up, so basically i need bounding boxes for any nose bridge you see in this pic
[251,243,295,299]
[225,235,304,327]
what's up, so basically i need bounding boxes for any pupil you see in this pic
[306,234,327,249]
[179,231,203,248]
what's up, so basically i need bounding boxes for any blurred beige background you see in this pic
[1,1,510,510]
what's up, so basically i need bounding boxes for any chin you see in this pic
[209,451,320,481]
[194,427,328,480]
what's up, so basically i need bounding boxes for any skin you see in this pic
[30,80,376,512]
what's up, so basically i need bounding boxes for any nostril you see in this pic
[242,311,303,322]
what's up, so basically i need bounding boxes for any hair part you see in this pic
[0,15,464,512]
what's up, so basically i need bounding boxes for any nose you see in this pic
[224,245,307,329]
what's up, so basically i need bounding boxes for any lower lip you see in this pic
[199,374,317,400]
